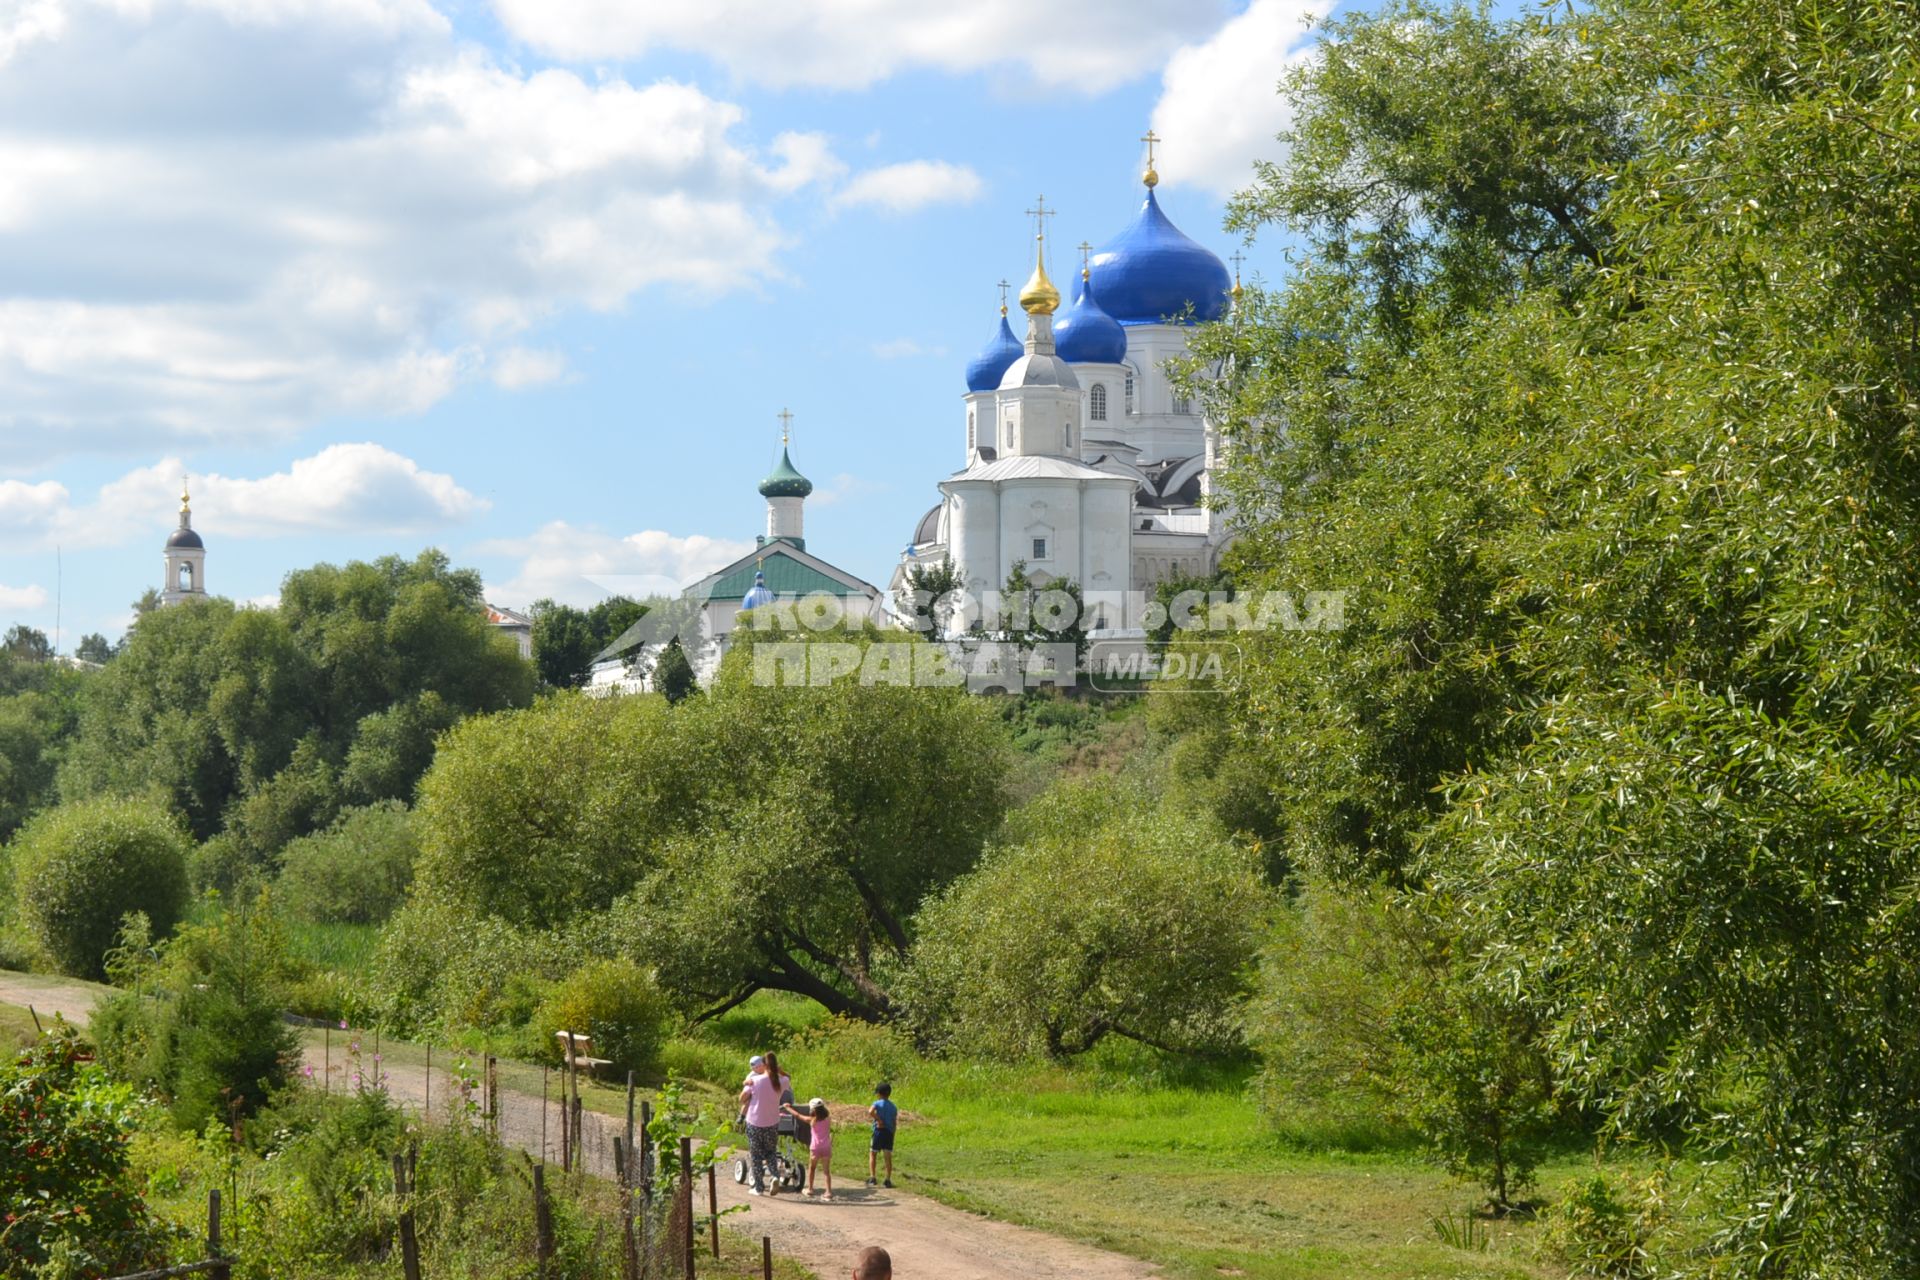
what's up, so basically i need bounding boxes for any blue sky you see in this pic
[0,0,1333,646]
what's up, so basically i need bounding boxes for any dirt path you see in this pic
[0,971,1159,1280]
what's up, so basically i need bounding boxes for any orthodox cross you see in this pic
[777,407,793,446]
[1025,195,1054,249]
[1140,129,1160,169]
[1078,241,1093,275]
[997,279,1010,313]
[1229,250,1246,284]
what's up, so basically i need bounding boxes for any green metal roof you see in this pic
[699,547,867,601]
[758,447,814,498]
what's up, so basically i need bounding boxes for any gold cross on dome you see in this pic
[777,407,793,445]
[997,279,1010,313]
[1078,241,1093,274]
[1230,250,1246,279]
[1140,129,1161,188]
[1025,195,1054,246]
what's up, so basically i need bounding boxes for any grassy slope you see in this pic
[650,992,1580,1280]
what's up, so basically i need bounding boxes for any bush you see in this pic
[10,796,190,978]
[1543,1172,1665,1278]
[904,776,1271,1059]
[276,801,418,925]
[369,893,566,1037]
[533,958,671,1079]
[0,1024,174,1277]
[92,895,300,1130]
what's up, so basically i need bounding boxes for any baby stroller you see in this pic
[731,1110,807,1192]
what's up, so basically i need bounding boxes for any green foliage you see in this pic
[2,626,52,663]
[73,633,114,665]
[1543,1172,1664,1280]
[530,595,648,690]
[92,895,300,1130]
[0,1024,172,1278]
[0,674,84,841]
[1202,0,1920,1267]
[275,801,417,925]
[416,677,1008,1023]
[61,550,534,849]
[653,636,697,704]
[10,796,190,979]
[905,775,1270,1058]
[533,958,672,1078]
[368,893,564,1037]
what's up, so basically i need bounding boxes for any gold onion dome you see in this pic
[1019,239,1060,315]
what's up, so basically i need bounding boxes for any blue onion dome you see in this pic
[964,311,1024,392]
[758,447,812,499]
[1088,188,1231,326]
[1053,269,1128,364]
[741,569,774,611]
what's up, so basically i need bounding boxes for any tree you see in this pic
[10,796,191,979]
[897,555,962,633]
[904,775,1270,1058]
[653,636,696,703]
[73,633,113,664]
[409,673,1009,1023]
[1205,0,1920,1267]
[994,560,1090,671]
[276,801,418,925]
[2,625,51,663]
[530,595,649,689]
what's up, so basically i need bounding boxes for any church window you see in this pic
[1089,384,1107,421]
[1173,395,1192,415]
[1032,537,1049,560]
[1124,370,1136,415]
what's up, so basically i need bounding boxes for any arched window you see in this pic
[1089,383,1107,421]
[1123,369,1136,415]
[1172,395,1191,416]
[178,563,193,591]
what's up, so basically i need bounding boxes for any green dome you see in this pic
[758,447,813,499]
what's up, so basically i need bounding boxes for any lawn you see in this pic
[643,992,1593,1280]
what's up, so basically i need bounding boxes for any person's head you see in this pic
[852,1246,891,1280]
[874,1081,891,1100]
[748,1055,766,1076]
[809,1097,829,1120]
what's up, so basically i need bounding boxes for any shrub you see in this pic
[276,801,418,925]
[187,831,259,897]
[0,1023,174,1277]
[369,893,566,1037]
[1543,1172,1665,1278]
[904,776,1271,1059]
[533,958,671,1079]
[11,796,190,978]
[92,894,300,1130]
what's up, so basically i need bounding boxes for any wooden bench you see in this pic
[554,1030,613,1081]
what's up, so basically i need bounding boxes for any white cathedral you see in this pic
[891,144,1237,632]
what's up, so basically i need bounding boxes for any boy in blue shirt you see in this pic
[865,1081,898,1188]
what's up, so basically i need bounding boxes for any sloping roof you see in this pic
[687,543,880,603]
[944,454,1131,484]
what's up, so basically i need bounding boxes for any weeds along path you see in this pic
[0,970,1159,1280]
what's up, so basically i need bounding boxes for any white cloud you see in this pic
[0,443,487,550]
[489,346,570,390]
[832,161,983,215]
[869,338,946,359]
[0,583,49,610]
[807,473,883,509]
[1151,0,1324,198]
[491,0,1234,92]
[0,2,841,463]
[479,521,754,610]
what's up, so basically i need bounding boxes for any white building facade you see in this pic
[895,163,1238,632]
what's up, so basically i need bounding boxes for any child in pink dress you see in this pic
[783,1097,834,1200]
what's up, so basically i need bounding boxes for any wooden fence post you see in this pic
[323,1025,330,1094]
[487,1055,499,1136]
[391,1152,422,1280]
[707,1164,720,1259]
[680,1136,696,1280]
[533,1163,556,1273]
[640,1100,654,1201]
[424,1043,431,1115]
[207,1189,230,1280]
[762,1235,773,1280]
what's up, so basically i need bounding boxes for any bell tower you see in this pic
[161,480,207,605]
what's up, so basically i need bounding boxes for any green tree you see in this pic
[276,800,418,925]
[10,796,191,979]
[531,595,649,689]
[652,636,696,704]
[2,625,51,663]
[73,632,113,664]
[905,775,1270,1058]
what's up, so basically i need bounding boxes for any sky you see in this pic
[0,0,1335,647]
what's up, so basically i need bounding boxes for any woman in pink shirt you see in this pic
[739,1051,791,1195]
